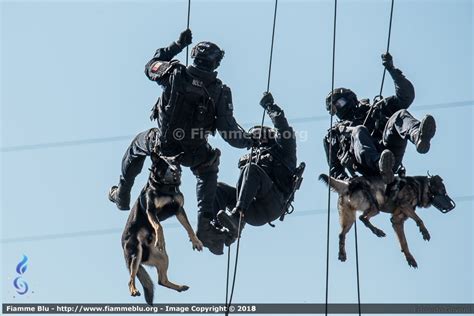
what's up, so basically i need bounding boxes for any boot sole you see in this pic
[217,211,239,238]
[417,115,436,154]
[379,150,395,184]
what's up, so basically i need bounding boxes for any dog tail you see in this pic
[137,265,154,305]
[318,174,348,194]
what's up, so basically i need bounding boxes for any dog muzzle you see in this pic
[431,194,456,213]
[162,167,181,186]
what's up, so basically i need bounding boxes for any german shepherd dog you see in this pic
[122,152,203,305]
[319,173,455,268]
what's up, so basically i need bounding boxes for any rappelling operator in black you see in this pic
[324,53,437,183]
[216,92,300,239]
[108,29,253,249]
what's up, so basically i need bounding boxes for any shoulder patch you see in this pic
[149,60,180,78]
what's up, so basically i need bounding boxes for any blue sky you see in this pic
[1,0,472,313]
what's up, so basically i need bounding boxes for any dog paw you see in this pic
[421,229,431,241]
[130,289,141,297]
[192,238,204,251]
[374,228,386,238]
[338,252,347,262]
[178,285,189,292]
[406,255,418,268]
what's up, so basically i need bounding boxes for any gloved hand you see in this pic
[259,92,274,109]
[381,52,394,70]
[177,29,192,49]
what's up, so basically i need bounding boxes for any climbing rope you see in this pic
[354,221,362,316]
[325,0,338,314]
[225,216,243,315]
[185,0,191,66]
[326,1,396,315]
[225,0,279,314]
[379,0,395,96]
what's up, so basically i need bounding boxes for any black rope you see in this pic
[354,221,362,316]
[325,0,338,315]
[257,0,279,146]
[225,246,231,308]
[378,0,395,96]
[225,215,243,316]
[185,0,191,67]
[224,2,279,314]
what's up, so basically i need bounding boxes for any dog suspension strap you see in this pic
[185,0,191,67]
[324,0,338,314]
[224,1,279,314]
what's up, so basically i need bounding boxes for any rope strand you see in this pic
[225,215,243,316]
[258,0,279,143]
[225,246,231,307]
[379,0,395,96]
[325,0,338,315]
[185,0,191,66]
[354,221,362,316]
[225,2,279,314]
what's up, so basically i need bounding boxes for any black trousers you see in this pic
[119,128,219,215]
[350,109,420,175]
[235,163,286,226]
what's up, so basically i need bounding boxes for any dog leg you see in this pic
[402,207,431,241]
[126,241,143,297]
[391,213,418,268]
[176,207,203,251]
[338,198,356,262]
[155,248,190,292]
[359,207,386,237]
[146,211,165,252]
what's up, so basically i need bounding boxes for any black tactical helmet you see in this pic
[191,41,225,71]
[325,88,358,119]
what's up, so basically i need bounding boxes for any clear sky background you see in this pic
[1,0,473,314]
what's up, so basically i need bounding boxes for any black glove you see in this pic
[177,29,192,49]
[259,92,274,109]
[381,52,394,70]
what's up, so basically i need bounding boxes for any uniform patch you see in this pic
[228,102,233,110]
[192,79,203,87]
[151,61,163,73]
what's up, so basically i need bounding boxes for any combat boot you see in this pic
[378,149,395,184]
[197,213,226,255]
[108,180,131,210]
[217,207,244,238]
[414,115,436,154]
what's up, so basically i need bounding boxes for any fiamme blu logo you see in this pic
[13,255,29,295]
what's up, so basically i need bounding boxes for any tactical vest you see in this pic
[158,65,220,151]
[238,146,294,196]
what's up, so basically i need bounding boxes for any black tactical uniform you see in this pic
[324,53,436,183]
[109,30,252,242]
[217,93,298,236]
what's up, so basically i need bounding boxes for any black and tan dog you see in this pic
[122,152,203,305]
[319,173,455,268]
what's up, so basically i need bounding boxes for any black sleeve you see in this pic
[151,41,183,62]
[144,42,183,85]
[215,85,253,149]
[266,103,297,166]
[381,68,415,117]
[323,129,349,180]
